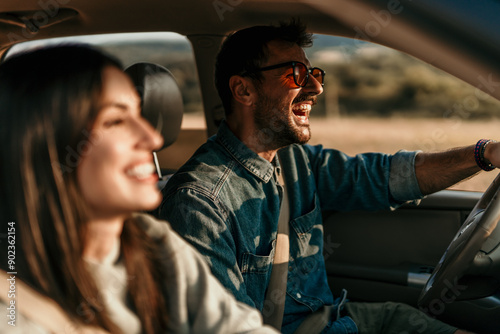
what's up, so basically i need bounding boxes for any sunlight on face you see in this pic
[251,41,322,149]
[77,66,164,220]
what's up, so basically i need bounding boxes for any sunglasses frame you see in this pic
[242,61,325,87]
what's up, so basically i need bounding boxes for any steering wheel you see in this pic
[418,173,500,310]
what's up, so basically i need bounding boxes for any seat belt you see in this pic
[261,158,339,334]
[262,157,290,330]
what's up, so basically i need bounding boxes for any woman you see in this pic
[0,45,276,333]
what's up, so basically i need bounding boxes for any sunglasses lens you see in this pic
[311,68,324,85]
[294,63,308,87]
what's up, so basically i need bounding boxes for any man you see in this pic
[159,20,491,333]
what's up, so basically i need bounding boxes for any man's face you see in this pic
[252,40,323,150]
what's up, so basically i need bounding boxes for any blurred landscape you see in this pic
[307,117,500,192]
[9,33,499,191]
[175,113,499,192]
[15,33,500,120]
[100,34,500,120]
[99,33,500,192]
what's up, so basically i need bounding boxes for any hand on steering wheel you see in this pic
[418,173,500,311]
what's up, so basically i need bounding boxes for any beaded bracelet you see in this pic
[474,139,496,171]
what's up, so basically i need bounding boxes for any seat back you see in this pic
[124,62,183,150]
[125,62,184,190]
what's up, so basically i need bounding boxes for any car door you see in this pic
[323,186,500,333]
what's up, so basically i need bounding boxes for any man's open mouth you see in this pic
[292,103,311,121]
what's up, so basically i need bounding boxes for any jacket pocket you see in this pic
[240,241,275,311]
[288,192,327,283]
[289,193,323,249]
[241,246,274,275]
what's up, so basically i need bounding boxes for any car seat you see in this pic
[124,62,184,190]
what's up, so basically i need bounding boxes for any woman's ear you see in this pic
[229,75,255,107]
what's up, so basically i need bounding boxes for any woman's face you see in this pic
[77,66,164,220]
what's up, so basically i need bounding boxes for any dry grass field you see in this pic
[161,114,500,192]
[309,116,500,192]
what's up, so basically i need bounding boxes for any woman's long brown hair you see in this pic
[0,45,168,333]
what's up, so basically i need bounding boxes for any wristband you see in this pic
[474,139,495,171]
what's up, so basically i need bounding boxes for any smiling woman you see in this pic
[0,44,276,334]
[77,66,164,224]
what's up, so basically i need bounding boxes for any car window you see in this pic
[307,35,500,192]
[5,32,207,172]
[7,33,500,191]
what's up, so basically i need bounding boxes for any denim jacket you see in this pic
[159,121,423,334]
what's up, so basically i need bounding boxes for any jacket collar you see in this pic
[216,121,276,183]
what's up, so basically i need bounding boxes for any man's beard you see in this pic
[252,88,313,151]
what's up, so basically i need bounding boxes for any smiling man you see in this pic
[159,20,483,334]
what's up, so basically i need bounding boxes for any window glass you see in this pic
[6,32,206,171]
[8,33,500,190]
[307,35,500,192]
[6,32,205,126]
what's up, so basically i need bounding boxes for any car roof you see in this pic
[1,0,499,50]
[1,0,500,132]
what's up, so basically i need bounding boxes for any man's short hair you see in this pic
[214,19,313,116]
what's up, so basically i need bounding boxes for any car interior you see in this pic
[1,0,500,333]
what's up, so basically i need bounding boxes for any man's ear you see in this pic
[229,75,255,106]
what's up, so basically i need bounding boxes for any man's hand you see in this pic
[483,140,500,168]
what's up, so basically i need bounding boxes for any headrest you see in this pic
[124,63,183,150]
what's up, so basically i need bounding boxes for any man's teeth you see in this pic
[292,104,311,112]
[126,163,156,179]
[292,104,311,120]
